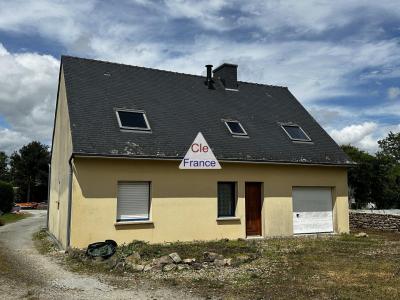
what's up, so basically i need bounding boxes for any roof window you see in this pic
[224,120,247,136]
[116,109,151,131]
[281,124,311,142]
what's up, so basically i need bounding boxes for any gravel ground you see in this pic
[0,210,199,300]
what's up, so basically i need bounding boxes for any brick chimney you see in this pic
[212,63,238,90]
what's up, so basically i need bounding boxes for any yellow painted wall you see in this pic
[48,68,73,248]
[69,158,349,248]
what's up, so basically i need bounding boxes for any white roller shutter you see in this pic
[292,187,333,234]
[117,182,150,221]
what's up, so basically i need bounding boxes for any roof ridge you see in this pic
[61,55,287,89]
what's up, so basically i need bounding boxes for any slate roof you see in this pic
[61,56,351,166]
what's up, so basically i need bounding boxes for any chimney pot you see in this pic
[205,64,214,89]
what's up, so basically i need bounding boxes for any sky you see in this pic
[0,0,399,154]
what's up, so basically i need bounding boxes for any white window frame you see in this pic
[116,181,151,222]
[281,124,311,142]
[223,120,248,136]
[115,108,151,131]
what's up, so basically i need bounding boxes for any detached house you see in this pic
[48,56,351,249]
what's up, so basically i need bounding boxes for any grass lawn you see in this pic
[0,213,29,225]
[51,230,400,299]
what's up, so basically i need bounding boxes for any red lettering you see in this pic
[191,143,199,152]
[191,143,209,153]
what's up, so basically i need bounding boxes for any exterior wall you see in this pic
[48,68,73,248]
[69,158,349,248]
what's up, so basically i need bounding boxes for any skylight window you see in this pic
[116,109,151,131]
[281,124,311,142]
[224,120,247,136]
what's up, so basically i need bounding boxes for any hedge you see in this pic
[0,181,14,213]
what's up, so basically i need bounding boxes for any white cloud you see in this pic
[0,1,400,154]
[0,43,59,153]
[329,122,400,153]
[330,122,378,152]
[388,87,400,100]
[0,128,31,154]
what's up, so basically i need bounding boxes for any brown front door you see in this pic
[245,182,262,236]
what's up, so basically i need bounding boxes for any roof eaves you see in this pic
[71,152,353,167]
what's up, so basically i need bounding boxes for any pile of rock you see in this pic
[350,212,400,232]
[125,251,232,272]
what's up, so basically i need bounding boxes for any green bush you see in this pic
[0,181,14,213]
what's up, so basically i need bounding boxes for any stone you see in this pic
[169,252,182,264]
[106,256,119,269]
[224,258,232,266]
[177,264,190,271]
[126,251,141,264]
[214,258,232,267]
[355,232,368,238]
[131,264,145,272]
[191,262,202,270]
[153,255,173,268]
[163,264,176,272]
[183,258,196,264]
[214,259,225,267]
[203,252,223,262]
[143,264,153,272]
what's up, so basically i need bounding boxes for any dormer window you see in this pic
[116,109,151,131]
[224,120,247,136]
[281,124,311,142]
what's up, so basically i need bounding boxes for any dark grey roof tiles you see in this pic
[61,56,351,166]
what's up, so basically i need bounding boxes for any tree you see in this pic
[378,131,400,163]
[343,130,400,209]
[10,141,50,202]
[0,151,9,182]
[341,145,377,207]
[0,181,14,213]
[377,131,400,208]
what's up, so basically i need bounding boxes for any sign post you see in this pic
[179,132,221,169]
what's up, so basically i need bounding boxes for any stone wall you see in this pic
[350,212,400,232]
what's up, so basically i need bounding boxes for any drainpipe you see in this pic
[46,163,51,229]
[66,155,74,248]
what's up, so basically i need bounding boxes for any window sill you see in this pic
[216,217,240,221]
[114,220,153,226]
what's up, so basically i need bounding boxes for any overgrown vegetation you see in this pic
[0,213,28,226]
[41,232,400,299]
[342,130,400,208]
[33,229,58,254]
[117,238,260,262]
[62,239,261,276]
[0,180,14,213]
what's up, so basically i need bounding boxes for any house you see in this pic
[48,56,352,249]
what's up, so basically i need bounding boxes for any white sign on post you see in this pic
[179,132,221,169]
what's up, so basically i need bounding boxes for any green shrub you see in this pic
[0,181,14,213]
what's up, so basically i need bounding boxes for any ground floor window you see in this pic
[117,182,150,221]
[218,182,236,217]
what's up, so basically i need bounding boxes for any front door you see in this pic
[245,182,262,236]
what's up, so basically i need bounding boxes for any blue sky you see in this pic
[0,0,399,153]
